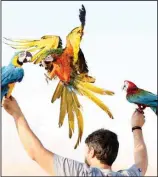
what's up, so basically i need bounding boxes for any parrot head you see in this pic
[122,80,138,92]
[18,51,32,63]
[39,54,55,72]
[12,51,32,67]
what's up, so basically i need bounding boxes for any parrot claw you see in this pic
[136,108,144,114]
[44,73,51,84]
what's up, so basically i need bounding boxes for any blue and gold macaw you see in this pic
[1,51,32,102]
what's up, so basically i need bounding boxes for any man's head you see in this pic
[85,129,119,167]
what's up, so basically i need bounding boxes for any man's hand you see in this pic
[131,109,145,128]
[2,96,23,119]
[2,96,55,175]
[131,109,148,176]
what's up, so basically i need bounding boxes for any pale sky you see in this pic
[2,1,157,176]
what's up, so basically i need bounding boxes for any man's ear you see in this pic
[89,147,95,158]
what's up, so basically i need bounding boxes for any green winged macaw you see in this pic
[1,51,32,102]
[4,5,115,149]
[123,80,157,115]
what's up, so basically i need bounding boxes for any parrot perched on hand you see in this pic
[1,51,32,102]
[123,80,158,115]
[3,5,115,148]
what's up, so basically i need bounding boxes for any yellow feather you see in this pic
[12,55,22,67]
[51,81,64,103]
[72,93,84,149]
[4,35,60,64]
[59,87,67,127]
[66,26,83,64]
[67,89,75,138]
[79,81,115,95]
[71,91,81,108]
[77,84,114,119]
[32,48,46,63]
[6,83,15,98]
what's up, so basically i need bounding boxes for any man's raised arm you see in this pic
[2,97,55,176]
[131,110,148,176]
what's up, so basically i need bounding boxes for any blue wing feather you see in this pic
[1,65,24,101]
[127,90,157,107]
[1,65,24,87]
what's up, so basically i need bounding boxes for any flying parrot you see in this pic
[3,5,115,148]
[123,80,158,115]
[1,51,32,102]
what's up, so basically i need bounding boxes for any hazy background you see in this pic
[2,1,157,176]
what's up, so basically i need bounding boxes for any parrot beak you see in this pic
[122,85,125,91]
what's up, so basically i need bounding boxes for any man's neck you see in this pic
[91,161,112,170]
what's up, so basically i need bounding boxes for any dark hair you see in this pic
[85,129,119,166]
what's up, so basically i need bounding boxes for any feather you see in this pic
[77,84,114,119]
[51,81,64,103]
[72,93,84,149]
[4,35,61,64]
[59,87,67,127]
[67,89,75,138]
[79,5,86,28]
[79,81,114,95]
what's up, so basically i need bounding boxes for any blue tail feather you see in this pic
[150,106,158,116]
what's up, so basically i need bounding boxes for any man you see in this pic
[2,96,148,176]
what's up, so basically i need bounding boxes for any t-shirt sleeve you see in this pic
[117,164,143,176]
[53,154,92,176]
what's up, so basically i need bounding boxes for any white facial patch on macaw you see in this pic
[45,55,54,62]
[18,51,27,62]
[26,56,32,62]
[123,81,129,91]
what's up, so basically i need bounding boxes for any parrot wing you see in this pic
[75,48,89,74]
[127,89,157,107]
[66,5,86,65]
[1,65,24,87]
[3,35,62,64]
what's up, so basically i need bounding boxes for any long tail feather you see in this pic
[76,83,114,119]
[79,81,114,95]
[67,89,75,138]
[51,81,64,103]
[151,106,158,115]
[59,87,67,127]
[72,93,84,149]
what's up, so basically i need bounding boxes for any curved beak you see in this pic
[122,85,125,91]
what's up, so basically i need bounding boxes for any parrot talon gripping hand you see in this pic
[123,80,158,116]
[4,5,115,149]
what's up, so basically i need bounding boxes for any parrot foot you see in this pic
[44,73,51,84]
[137,105,146,114]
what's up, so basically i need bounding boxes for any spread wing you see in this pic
[4,35,62,64]
[66,5,86,65]
[75,48,89,74]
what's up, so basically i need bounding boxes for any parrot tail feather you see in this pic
[150,106,158,116]
[72,92,84,149]
[58,87,67,127]
[78,81,114,95]
[75,81,114,119]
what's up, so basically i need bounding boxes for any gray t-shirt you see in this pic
[54,154,142,176]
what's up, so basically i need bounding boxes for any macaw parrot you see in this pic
[123,80,158,115]
[1,51,32,102]
[4,5,115,149]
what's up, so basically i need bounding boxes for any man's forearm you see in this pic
[14,115,44,160]
[133,129,148,176]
